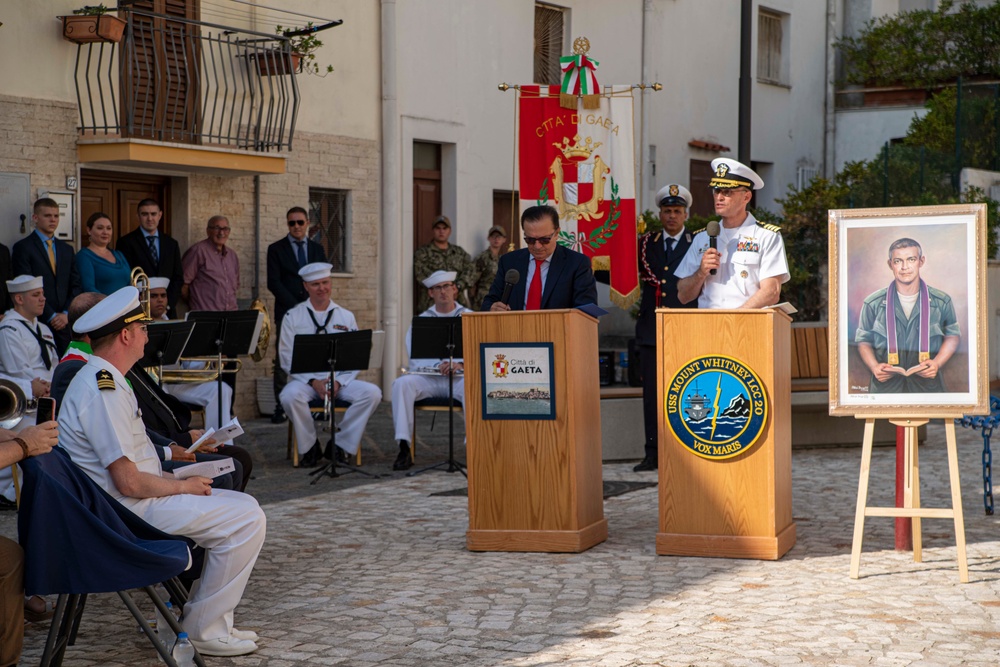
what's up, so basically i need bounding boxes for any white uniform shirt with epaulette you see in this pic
[675,212,790,309]
[279,299,361,386]
[58,355,163,505]
[0,309,57,396]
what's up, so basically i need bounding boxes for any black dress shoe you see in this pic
[325,440,351,464]
[270,405,287,424]
[633,457,658,472]
[300,443,321,468]
[392,448,413,471]
[0,495,17,511]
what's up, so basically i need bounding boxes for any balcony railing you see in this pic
[73,8,299,152]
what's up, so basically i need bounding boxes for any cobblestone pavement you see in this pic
[4,411,1000,666]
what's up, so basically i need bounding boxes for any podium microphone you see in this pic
[706,220,720,276]
[500,269,520,305]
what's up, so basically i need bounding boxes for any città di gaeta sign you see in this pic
[664,355,769,460]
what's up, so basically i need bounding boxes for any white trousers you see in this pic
[390,374,465,442]
[124,489,265,642]
[279,379,382,455]
[164,381,234,432]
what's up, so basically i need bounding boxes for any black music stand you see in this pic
[406,316,466,478]
[290,329,378,483]
[142,321,195,388]
[183,311,263,427]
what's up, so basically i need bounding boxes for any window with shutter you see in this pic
[534,4,566,87]
[757,10,786,86]
[309,188,351,273]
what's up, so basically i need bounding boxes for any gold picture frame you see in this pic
[828,203,988,418]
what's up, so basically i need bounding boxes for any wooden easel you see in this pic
[850,416,968,582]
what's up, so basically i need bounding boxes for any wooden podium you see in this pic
[656,308,795,560]
[462,309,607,553]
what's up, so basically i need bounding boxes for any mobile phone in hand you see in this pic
[36,397,56,423]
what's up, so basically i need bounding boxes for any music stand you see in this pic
[290,329,378,483]
[406,316,466,478]
[142,321,195,387]
[183,310,263,427]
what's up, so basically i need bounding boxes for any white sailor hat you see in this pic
[709,158,764,190]
[148,277,170,291]
[422,270,457,288]
[299,262,333,283]
[655,184,693,209]
[72,285,151,337]
[6,275,43,293]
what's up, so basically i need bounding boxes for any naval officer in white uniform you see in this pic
[57,286,265,657]
[279,262,382,467]
[675,158,789,309]
[389,270,469,471]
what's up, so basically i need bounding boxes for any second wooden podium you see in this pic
[656,308,795,560]
[462,309,607,553]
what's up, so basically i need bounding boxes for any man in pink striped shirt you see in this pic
[182,216,240,312]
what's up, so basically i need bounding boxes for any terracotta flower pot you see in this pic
[61,14,126,44]
[251,50,301,76]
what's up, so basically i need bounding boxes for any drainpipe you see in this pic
[380,0,400,392]
[824,0,837,178]
[640,0,653,213]
[253,174,260,300]
[738,0,752,165]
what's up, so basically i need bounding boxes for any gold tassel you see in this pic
[581,94,601,109]
[609,286,640,310]
[559,93,577,110]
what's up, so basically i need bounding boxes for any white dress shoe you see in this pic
[189,635,258,657]
[231,627,259,641]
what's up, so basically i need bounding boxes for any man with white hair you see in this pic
[0,275,56,400]
[279,262,382,468]
[58,285,265,656]
[389,270,469,471]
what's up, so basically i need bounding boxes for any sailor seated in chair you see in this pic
[389,270,469,471]
[57,285,266,657]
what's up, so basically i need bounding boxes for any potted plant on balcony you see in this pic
[252,24,333,77]
[60,4,127,44]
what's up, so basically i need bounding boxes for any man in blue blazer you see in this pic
[11,198,82,354]
[481,205,597,311]
[266,206,326,422]
[117,199,184,318]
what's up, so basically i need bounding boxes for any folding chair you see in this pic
[410,396,464,461]
[17,447,206,667]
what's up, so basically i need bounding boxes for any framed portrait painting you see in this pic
[828,203,988,417]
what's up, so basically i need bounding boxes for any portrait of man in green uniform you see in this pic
[855,237,961,393]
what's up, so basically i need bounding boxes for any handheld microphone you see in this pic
[500,269,520,305]
[706,220,720,276]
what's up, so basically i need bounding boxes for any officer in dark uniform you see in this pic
[633,183,697,472]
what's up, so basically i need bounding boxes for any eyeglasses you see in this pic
[524,234,554,246]
[209,226,231,233]
[287,219,308,226]
[712,188,749,198]
[429,282,456,291]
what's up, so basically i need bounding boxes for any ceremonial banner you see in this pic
[518,85,638,308]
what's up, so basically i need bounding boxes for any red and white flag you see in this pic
[518,85,638,307]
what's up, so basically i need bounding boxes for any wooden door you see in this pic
[124,0,201,143]
[492,190,519,250]
[80,170,171,248]
[688,159,714,218]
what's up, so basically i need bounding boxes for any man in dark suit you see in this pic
[117,199,183,317]
[266,206,325,422]
[481,205,597,311]
[11,198,82,354]
[631,184,698,471]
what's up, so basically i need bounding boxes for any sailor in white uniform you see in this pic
[675,158,790,309]
[389,270,469,470]
[279,262,382,467]
[154,277,234,432]
[0,275,57,399]
[57,286,265,657]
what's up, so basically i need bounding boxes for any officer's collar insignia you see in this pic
[96,369,116,391]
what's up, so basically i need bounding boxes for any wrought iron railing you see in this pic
[73,8,299,152]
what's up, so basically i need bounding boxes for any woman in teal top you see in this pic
[75,212,132,295]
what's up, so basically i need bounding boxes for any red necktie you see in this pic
[526,259,543,310]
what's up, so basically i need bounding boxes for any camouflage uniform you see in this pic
[855,284,961,393]
[469,247,501,308]
[413,242,474,311]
